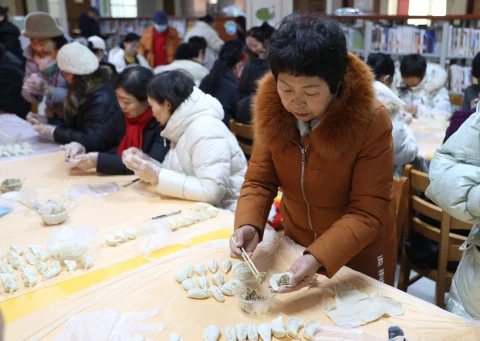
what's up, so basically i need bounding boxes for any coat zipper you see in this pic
[293,140,317,241]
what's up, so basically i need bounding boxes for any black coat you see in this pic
[53,83,118,145]
[79,113,169,175]
[0,21,25,64]
[200,70,238,126]
[0,53,29,118]
[236,95,252,124]
[78,13,101,38]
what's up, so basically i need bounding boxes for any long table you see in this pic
[410,116,450,158]
[1,153,480,341]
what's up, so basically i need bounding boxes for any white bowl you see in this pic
[39,203,68,225]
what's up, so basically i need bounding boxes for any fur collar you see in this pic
[253,53,378,159]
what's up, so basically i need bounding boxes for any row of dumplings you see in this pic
[168,203,220,231]
[170,316,321,341]
[0,245,93,293]
[0,142,33,157]
[105,228,137,247]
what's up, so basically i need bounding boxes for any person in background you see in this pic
[188,36,207,65]
[245,26,269,60]
[122,70,247,211]
[0,6,24,64]
[183,15,224,70]
[396,54,452,118]
[32,42,117,144]
[0,43,30,118]
[236,58,270,124]
[154,43,209,86]
[62,66,169,175]
[139,11,181,69]
[231,13,396,288]
[87,35,117,84]
[22,12,69,124]
[235,16,246,45]
[109,33,150,73]
[462,52,480,111]
[367,53,418,178]
[200,40,243,126]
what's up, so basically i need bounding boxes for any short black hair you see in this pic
[239,58,270,95]
[88,7,100,16]
[188,36,207,54]
[124,33,140,43]
[246,26,266,44]
[367,52,394,80]
[199,15,215,24]
[473,52,480,79]
[235,16,246,30]
[147,70,194,113]
[175,43,198,60]
[115,66,154,102]
[268,13,348,93]
[400,54,427,79]
[52,35,68,50]
[0,6,9,21]
[260,22,275,39]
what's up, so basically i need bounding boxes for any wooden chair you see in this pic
[449,93,464,108]
[394,176,410,250]
[230,119,254,158]
[398,164,472,308]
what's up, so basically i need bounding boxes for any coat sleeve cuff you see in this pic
[467,184,480,218]
[305,239,344,278]
[157,168,187,199]
[234,208,268,241]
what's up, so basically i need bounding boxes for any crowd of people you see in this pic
[2,6,480,319]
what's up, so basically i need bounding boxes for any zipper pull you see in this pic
[301,149,306,164]
[163,138,166,147]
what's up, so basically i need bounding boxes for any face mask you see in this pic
[154,24,168,33]
[34,55,56,73]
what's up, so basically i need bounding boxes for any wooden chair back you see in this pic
[399,164,472,308]
[449,93,464,108]
[394,176,409,249]
[230,119,254,158]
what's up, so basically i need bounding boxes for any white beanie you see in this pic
[57,42,99,75]
[87,35,106,51]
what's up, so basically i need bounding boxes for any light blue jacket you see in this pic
[426,110,480,223]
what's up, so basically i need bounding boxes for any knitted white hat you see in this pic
[57,42,99,75]
[87,35,106,51]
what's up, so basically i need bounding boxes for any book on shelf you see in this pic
[342,27,364,51]
[447,26,480,58]
[449,64,472,93]
[370,25,440,55]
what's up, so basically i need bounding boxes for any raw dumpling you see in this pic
[233,266,254,282]
[209,286,225,302]
[36,261,48,274]
[9,245,23,256]
[79,254,93,269]
[169,333,182,341]
[25,252,36,265]
[236,323,248,341]
[303,320,321,340]
[35,251,49,262]
[175,271,188,283]
[270,272,294,292]
[197,276,209,290]
[195,263,207,276]
[182,279,197,291]
[203,325,220,341]
[248,323,259,341]
[115,230,127,243]
[105,234,119,246]
[220,282,235,296]
[224,325,236,341]
[187,288,211,299]
[1,273,18,293]
[64,260,77,273]
[20,267,35,277]
[208,259,218,274]
[8,253,24,270]
[125,228,137,240]
[183,264,194,278]
[23,272,38,288]
[42,265,61,280]
[271,316,287,338]
[286,316,304,338]
[28,245,41,255]
[211,273,225,287]
[258,324,272,341]
[221,259,232,274]
[168,218,185,231]
[0,263,13,274]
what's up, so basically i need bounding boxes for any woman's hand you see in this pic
[68,152,98,171]
[34,124,54,137]
[405,104,418,116]
[275,254,321,294]
[230,225,260,259]
[123,155,161,184]
[61,142,86,160]
[122,147,150,161]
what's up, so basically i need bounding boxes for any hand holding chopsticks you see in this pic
[231,234,266,283]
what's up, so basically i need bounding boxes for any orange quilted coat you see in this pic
[138,26,181,68]
[234,53,397,285]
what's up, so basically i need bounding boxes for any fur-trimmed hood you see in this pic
[252,53,381,159]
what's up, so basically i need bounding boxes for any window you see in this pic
[110,0,137,18]
[408,0,446,25]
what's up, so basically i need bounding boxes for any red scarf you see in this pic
[116,108,153,155]
[153,29,168,67]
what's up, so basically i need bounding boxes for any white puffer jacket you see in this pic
[157,87,247,211]
[426,110,480,223]
[373,81,419,178]
[154,60,209,86]
[183,21,224,70]
[108,47,151,73]
[395,63,452,118]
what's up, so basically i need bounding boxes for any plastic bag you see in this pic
[55,308,164,341]
[46,226,97,261]
[138,221,174,257]
[68,182,120,201]
[446,224,480,320]
[311,325,387,341]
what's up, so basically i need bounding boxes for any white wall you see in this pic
[245,0,293,28]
